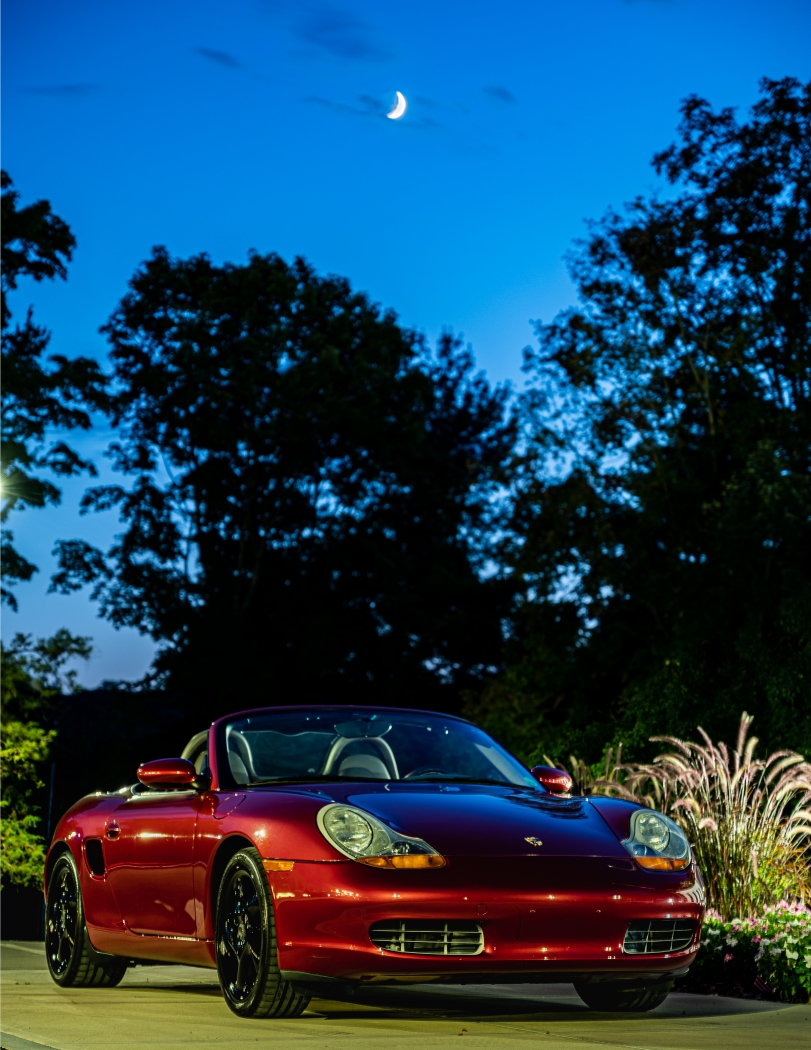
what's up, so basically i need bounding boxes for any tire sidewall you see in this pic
[215,848,274,1017]
[46,851,85,987]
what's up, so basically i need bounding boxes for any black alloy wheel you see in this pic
[45,852,128,988]
[215,847,311,1019]
[573,978,674,1012]
[46,856,79,980]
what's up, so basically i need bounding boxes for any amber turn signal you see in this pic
[634,856,691,871]
[262,859,295,871]
[356,854,447,869]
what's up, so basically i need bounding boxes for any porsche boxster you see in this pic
[44,706,705,1016]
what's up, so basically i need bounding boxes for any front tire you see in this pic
[215,847,311,1019]
[574,978,673,1012]
[45,852,128,988]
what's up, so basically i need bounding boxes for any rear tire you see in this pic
[45,852,128,988]
[573,978,673,1012]
[215,847,311,1019]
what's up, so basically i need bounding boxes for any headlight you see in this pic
[622,809,691,871]
[317,804,446,869]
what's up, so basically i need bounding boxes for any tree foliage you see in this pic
[1,171,107,608]
[0,720,56,888]
[1,630,93,722]
[470,77,811,760]
[0,631,92,887]
[54,249,514,719]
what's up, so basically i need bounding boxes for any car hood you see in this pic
[341,783,627,858]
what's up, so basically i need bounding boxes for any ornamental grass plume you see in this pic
[598,714,811,920]
[553,747,625,798]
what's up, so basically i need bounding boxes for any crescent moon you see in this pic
[386,91,407,120]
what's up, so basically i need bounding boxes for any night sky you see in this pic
[4,0,810,685]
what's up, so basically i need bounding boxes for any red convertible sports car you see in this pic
[44,706,704,1017]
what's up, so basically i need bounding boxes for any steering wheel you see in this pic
[403,766,456,779]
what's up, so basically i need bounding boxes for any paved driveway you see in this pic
[1,942,807,1050]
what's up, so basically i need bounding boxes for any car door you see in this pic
[104,788,202,937]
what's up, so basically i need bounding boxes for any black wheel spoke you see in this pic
[220,928,239,958]
[235,943,255,992]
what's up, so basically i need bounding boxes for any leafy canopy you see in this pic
[55,249,515,718]
[1,172,108,607]
[470,77,811,761]
[1,629,93,722]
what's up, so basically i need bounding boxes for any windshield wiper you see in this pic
[401,774,520,787]
[250,774,393,785]
[248,774,530,788]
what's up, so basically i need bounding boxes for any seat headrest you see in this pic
[337,753,390,779]
[229,751,249,785]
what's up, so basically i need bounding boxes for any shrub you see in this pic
[679,903,811,1003]
[0,630,91,888]
[581,713,811,919]
[0,719,56,888]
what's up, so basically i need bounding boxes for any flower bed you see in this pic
[676,902,811,1002]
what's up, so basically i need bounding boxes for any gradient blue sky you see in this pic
[4,0,810,686]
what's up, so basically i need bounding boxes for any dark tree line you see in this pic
[3,76,810,765]
[469,76,811,762]
[51,250,515,723]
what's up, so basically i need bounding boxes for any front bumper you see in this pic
[269,855,704,982]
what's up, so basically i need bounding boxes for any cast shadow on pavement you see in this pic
[306,982,790,1023]
[2,945,790,1025]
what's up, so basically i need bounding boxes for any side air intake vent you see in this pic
[623,919,696,955]
[370,920,484,956]
[84,839,106,877]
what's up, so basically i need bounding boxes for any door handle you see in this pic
[106,821,120,839]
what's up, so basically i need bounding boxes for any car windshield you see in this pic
[219,709,538,789]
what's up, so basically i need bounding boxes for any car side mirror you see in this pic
[530,765,573,794]
[137,758,206,790]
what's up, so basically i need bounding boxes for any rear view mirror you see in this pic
[530,765,573,795]
[137,757,199,790]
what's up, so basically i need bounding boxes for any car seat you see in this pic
[226,730,254,785]
[322,736,399,779]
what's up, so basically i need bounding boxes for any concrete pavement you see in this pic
[1,941,807,1050]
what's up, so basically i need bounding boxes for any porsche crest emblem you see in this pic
[525,836,543,847]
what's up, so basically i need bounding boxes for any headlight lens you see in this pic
[622,809,691,871]
[323,808,375,853]
[317,804,446,869]
[634,812,671,852]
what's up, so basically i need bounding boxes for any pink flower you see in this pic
[753,936,762,943]
[723,953,733,962]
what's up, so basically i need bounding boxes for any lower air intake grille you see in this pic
[623,919,697,955]
[370,920,484,956]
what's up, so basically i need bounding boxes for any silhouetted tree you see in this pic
[470,77,811,761]
[54,249,515,719]
[1,172,107,608]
